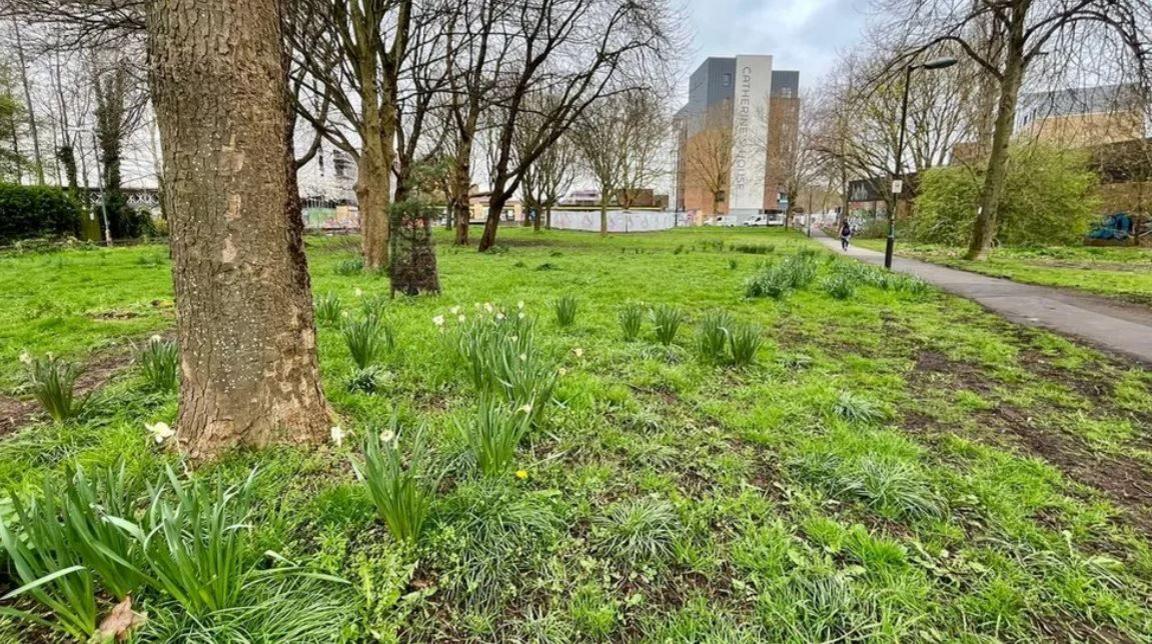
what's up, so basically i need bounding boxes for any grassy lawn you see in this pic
[857,238,1152,305]
[3,227,1152,641]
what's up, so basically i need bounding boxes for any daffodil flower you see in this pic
[518,403,533,415]
[380,430,396,444]
[515,470,529,480]
[18,351,32,365]
[330,426,345,447]
[145,421,174,444]
[150,334,163,343]
[433,315,445,327]
[354,287,364,297]
[517,301,525,309]
[573,347,584,358]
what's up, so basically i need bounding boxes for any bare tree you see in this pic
[474,0,682,251]
[8,19,45,184]
[876,0,1152,259]
[289,0,413,272]
[571,90,665,234]
[91,54,147,238]
[681,103,734,217]
[520,130,576,230]
[148,0,331,460]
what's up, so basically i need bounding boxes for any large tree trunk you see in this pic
[478,196,503,251]
[356,121,390,271]
[148,0,330,462]
[965,36,1025,261]
[451,134,474,245]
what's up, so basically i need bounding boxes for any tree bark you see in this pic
[599,200,608,236]
[965,31,1026,261]
[479,197,503,251]
[451,132,474,245]
[148,0,331,461]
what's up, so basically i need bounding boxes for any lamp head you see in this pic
[922,57,959,70]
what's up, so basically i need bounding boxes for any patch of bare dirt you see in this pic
[907,349,1152,537]
[0,339,160,438]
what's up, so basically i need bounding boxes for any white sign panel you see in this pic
[728,55,773,214]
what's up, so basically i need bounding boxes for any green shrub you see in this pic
[618,303,645,341]
[343,317,393,369]
[26,355,86,422]
[314,292,343,327]
[695,310,733,363]
[730,243,774,255]
[461,396,534,476]
[591,497,681,565]
[354,419,438,544]
[912,143,1099,246]
[138,336,179,392]
[836,457,945,520]
[0,183,82,243]
[650,304,685,346]
[553,295,578,328]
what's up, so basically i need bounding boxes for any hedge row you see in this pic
[0,183,83,243]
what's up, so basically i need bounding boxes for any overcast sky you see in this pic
[681,0,871,96]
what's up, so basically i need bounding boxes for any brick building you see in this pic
[672,55,800,223]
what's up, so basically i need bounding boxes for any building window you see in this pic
[723,73,732,87]
[333,151,351,179]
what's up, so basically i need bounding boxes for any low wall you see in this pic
[549,210,683,232]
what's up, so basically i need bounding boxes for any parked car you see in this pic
[706,215,737,227]
[742,215,768,227]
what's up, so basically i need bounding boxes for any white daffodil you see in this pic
[432,315,445,327]
[517,300,525,309]
[330,426,345,447]
[573,347,584,358]
[510,335,519,343]
[496,312,506,321]
[484,302,494,313]
[341,310,350,318]
[354,287,364,297]
[558,367,568,376]
[18,350,32,365]
[457,314,467,323]
[451,306,461,315]
[380,429,396,444]
[145,421,174,444]
[519,353,528,361]
[150,334,163,344]
[518,403,533,415]
[518,312,526,320]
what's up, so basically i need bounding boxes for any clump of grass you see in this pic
[553,295,578,328]
[618,303,646,341]
[354,419,439,544]
[730,243,775,255]
[335,257,364,275]
[832,391,888,424]
[837,457,945,520]
[591,497,681,566]
[460,396,534,476]
[727,322,763,366]
[650,304,685,346]
[347,365,389,394]
[823,275,856,300]
[26,355,86,422]
[434,479,561,608]
[744,266,792,299]
[695,310,734,363]
[343,317,393,369]
[138,336,179,392]
[0,465,143,639]
[314,292,343,326]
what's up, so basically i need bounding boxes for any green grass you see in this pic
[2,227,1152,640]
[859,239,1152,304]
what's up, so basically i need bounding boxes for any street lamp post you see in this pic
[885,56,957,270]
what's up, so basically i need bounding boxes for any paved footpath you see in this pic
[812,229,1152,366]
